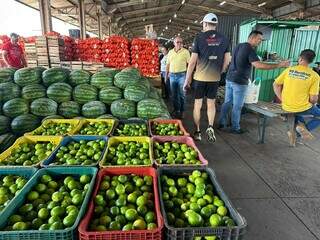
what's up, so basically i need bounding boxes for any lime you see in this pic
[63,214,77,227]
[80,175,91,184]
[50,221,63,230]
[133,219,147,230]
[217,206,228,217]
[187,210,203,227]
[109,221,121,230]
[125,208,138,221]
[147,223,157,230]
[8,215,23,225]
[12,221,28,230]
[145,211,155,223]
[136,196,147,207]
[209,214,221,227]
[52,192,63,202]
[38,208,49,220]
[122,223,133,231]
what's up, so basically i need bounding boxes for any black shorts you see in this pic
[193,80,219,99]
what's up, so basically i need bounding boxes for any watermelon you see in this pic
[22,84,46,101]
[82,101,107,118]
[111,99,136,119]
[149,87,161,99]
[69,70,91,86]
[114,68,141,89]
[99,68,120,75]
[139,77,151,91]
[31,98,58,117]
[58,101,80,118]
[124,84,149,102]
[0,133,17,153]
[34,66,47,74]
[42,67,69,87]
[91,71,114,89]
[3,98,29,118]
[0,82,20,102]
[99,86,122,105]
[11,114,40,134]
[73,84,98,104]
[47,82,72,103]
[97,114,117,119]
[0,68,16,83]
[42,115,64,123]
[137,98,166,119]
[0,115,10,134]
[14,67,42,87]
[121,67,141,75]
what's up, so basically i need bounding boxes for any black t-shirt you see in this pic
[227,43,260,85]
[192,30,230,82]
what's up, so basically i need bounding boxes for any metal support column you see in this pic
[97,12,103,39]
[39,0,52,35]
[78,0,86,39]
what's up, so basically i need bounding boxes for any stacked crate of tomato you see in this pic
[75,38,102,62]
[131,38,159,77]
[101,36,130,68]
[63,36,76,61]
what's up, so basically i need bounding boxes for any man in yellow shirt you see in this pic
[166,37,190,118]
[273,49,320,141]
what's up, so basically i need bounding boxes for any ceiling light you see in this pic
[258,2,266,7]
[182,29,184,32]
[181,0,185,4]
[143,18,146,21]
[174,13,177,18]
[187,26,190,30]
[219,1,226,6]
[161,33,163,36]
[169,19,172,23]
[178,33,181,36]
[194,20,198,23]
[165,26,168,30]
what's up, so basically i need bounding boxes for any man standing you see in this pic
[2,33,26,69]
[184,13,230,142]
[273,49,320,143]
[166,37,190,119]
[160,46,170,98]
[313,61,320,76]
[218,30,290,134]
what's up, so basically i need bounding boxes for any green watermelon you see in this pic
[111,99,136,119]
[137,98,166,119]
[73,84,98,104]
[97,114,117,119]
[0,82,20,102]
[58,101,80,118]
[69,70,91,86]
[121,67,141,75]
[42,115,64,123]
[114,68,141,89]
[22,84,46,101]
[82,101,107,118]
[99,86,122,105]
[14,67,42,87]
[11,114,40,134]
[99,68,120,75]
[0,115,10,134]
[0,133,17,153]
[91,71,114,89]
[34,66,47,74]
[31,98,58,117]
[47,82,72,103]
[149,87,161,99]
[0,68,16,83]
[3,98,29,118]
[42,67,69,87]
[124,84,149,102]
[139,77,151,91]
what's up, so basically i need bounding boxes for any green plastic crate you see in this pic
[0,167,98,240]
[0,168,37,219]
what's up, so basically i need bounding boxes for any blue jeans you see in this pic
[170,72,186,113]
[161,71,170,98]
[219,80,248,130]
[295,105,320,132]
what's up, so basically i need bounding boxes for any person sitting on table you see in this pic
[273,49,320,143]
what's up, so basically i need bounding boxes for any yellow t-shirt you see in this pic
[275,65,320,112]
[167,48,190,73]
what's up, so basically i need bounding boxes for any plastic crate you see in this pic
[0,136,63,168]
[25,119,81,136]
[112,119,149,136]
[0,167,98,240]
[100,136,153,168]
[152,136,208,168]
[0,167,37,219]
[41,136,109,168]
[78,167,164,240]
[74,119,116,136]
[157,167,247,240]
[149,119,189,137]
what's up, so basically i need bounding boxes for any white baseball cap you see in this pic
[200,13,218,24]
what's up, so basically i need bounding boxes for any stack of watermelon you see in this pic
[131,39,159,77]
[0,66,170,140]
[101,36,130,69]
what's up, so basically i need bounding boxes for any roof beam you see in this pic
[106,0,155,12]
[272,0,319,18]
[214,0,271,15]
[184,3,228,14]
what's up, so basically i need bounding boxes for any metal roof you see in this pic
[15,0,320,38]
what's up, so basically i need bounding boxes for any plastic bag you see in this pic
[245,78,261,104]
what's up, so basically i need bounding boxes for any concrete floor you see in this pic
[178,97,320,240]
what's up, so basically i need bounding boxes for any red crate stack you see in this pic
[63,36,76,61]
[131,38,159,77]
[101,35,130,69]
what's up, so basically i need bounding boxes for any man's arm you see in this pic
[2,50,10,67]
[222,52,231,73]
[252,60,290,70]
[273,82,283,101]
[184,53,198,88]
[310,95,318,104]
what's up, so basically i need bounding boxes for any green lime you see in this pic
[133,219,147,230]
[125,208,138,221]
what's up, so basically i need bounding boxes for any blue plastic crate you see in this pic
[0,166,98,240]
[0,168,37,219]
[157,167,247,240]
[41,136,108,168]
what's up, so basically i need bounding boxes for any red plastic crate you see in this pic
[78,167,164,240]
[152,136,208,168]
[149,119,190,137]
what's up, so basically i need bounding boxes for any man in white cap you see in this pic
[184,13,230,143]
